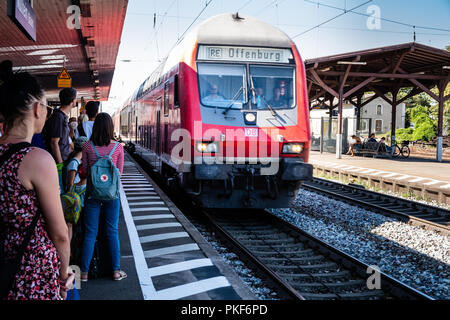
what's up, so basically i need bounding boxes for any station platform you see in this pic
[309,151,450,204]
[79,154,255,300]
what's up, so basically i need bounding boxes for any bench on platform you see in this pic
[354,141,394,158]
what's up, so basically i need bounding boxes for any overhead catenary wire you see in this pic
[304,0,450,33]
[143,0,178,56]
[175,0,214,46]
[292,0,373,39]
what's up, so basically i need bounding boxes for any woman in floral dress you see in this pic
[0,61,73,300]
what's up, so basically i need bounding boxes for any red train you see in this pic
[113,13,313,208]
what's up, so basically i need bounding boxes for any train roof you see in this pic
[194,13,293,48]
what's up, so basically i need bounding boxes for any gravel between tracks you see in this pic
[187,215,279,300]
[270,188,450,300]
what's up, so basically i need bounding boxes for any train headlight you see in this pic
[196,142,218,153]
[282,143,304,154]
[244,112,257,125]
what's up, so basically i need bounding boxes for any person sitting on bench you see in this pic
[346,135,362,157]
[378,137,393,154]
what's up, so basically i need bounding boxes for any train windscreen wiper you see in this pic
[249,76,278,117]
[222,86,244,115]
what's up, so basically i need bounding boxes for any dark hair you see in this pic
[91,113,114,147]
[85,101,100,119]
[0,60,44,134]
[59,87,77,106]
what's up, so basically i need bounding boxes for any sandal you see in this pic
[81,272,88,282]
[113,270,127,281]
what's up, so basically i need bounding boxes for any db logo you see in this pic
[101,174,109,182]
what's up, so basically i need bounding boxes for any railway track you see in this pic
[200,209,433,300]
[128,150,434,300]
[302,178,450,236]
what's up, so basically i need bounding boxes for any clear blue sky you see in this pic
[102,0,450,114]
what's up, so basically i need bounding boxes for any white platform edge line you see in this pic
[119,182,157,300]
[136,222,182,231]
[139,232,190,244]
[133,214,175,221]
[148,258,213,277]
[154,276,230,300]
[144,243,200,258]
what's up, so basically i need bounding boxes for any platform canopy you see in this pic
[305,42,450,162]
[0,0,129,102]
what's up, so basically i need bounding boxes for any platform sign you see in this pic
[57,68,72,88]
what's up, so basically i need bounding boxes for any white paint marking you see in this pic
[441,184,450,189]
[396,175,411,180]
[130,201,166,206]
[424,180,440,186]
[409,177,425,183]
[370,171,387,176]
[127,196,161,201]
[119,183,157,300]
[123,188,154,191]
[154,276,230,300]
[136,222,182,231]
[383,173,399,178]
[148,258,213,277]
[144,243,200,258]
[131,207,170,212]
[133,214,174,221]
[140,232,189,244]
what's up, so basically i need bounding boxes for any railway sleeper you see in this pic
[246,242,304,251]
[292,279,366,290]
[297,290,385,300]
[266,261,338,271]
[260,255,324,264]
[251,248,314,257]
[279,270,351,281]
[237,238,298,245]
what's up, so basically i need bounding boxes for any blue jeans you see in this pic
[81,198,121,272]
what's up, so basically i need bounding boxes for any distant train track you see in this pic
[302,178,450,236]
[200,209,432,300]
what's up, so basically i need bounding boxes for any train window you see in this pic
[164,82,169,116]
[198,63,246,110]
[174,75,179,108]
[249,66,295,110]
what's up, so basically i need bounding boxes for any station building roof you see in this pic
[0,0,128,102]
[305,42,450,107]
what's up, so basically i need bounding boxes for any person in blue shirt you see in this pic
[65,136,88,241]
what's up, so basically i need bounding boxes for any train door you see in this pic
[164,82,170,154]
[155,97,162,172]
[156,97,162,155]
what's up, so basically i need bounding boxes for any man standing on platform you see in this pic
[43,88,77,164]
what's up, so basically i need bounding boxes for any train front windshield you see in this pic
[198,63,295,111]
[249,66,295,110]
[198,63,247,110]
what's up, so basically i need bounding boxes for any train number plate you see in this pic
[245,128,258,137]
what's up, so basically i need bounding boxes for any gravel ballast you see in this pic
[270,188,449,299]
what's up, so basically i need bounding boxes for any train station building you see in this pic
[305,42,450,162]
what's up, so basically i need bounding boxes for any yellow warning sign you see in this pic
[58,68,71,79]
[57,68,72,88]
